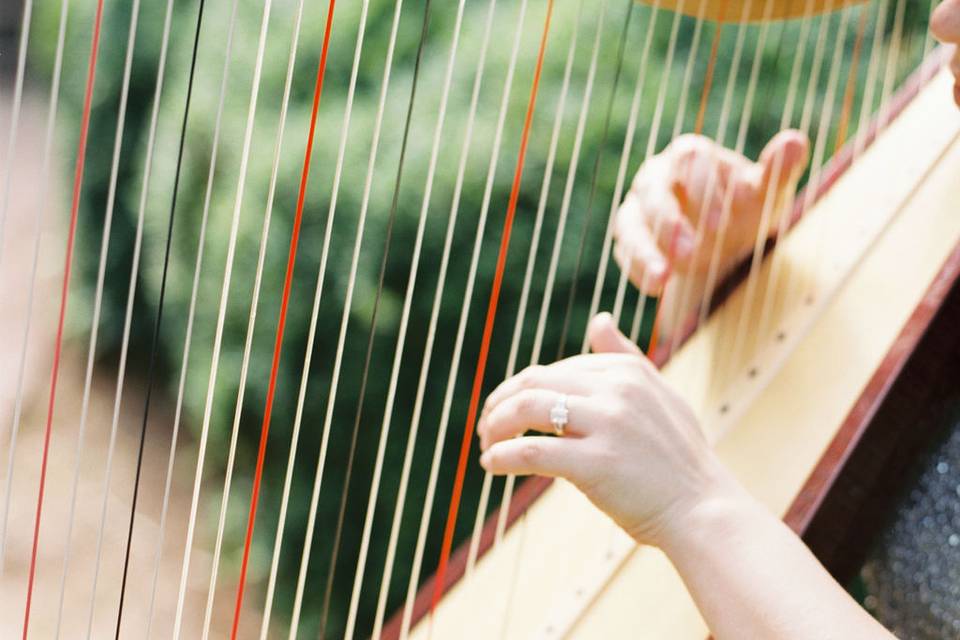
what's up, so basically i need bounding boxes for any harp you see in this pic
[0,0,956,639]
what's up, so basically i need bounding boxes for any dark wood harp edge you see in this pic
[381,47,951,640]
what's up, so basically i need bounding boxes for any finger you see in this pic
[931,1,960,44]
[478,390,594,450]
[756,129,810,196]
[587,312,641,355]
[479,436,586,480]
[614,199,668,294]
[483,363,592,417]
[642,185,697,269]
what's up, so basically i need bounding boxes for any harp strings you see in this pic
[0,0,68,579]
[116,0,207,635]
[196,0,315,636]
[341,0,468,636]
[0,0,33,265]
[144,0,242,633]
[498,0,705,631]
[476,0,611,568]
[368,0,502,636]
[172,0,277,635]
[432,0,556,621]
[53,0,143,632]
[634,0,733,348]
[334,0,465,637]
[466,1,617,630]
[0,0,941,637]
[395,0,532,635]
[22,0,106,635]
[317,0,435,635]
[282,0,413,632]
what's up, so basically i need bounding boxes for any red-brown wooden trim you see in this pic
[784,242,960,535]
[382,47,950,640]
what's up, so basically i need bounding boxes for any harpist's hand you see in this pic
[477,312,740,546]
[931,0,960,106]
[613,130,809,296]
[479,313,896,639]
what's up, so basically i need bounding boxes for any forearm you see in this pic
[659,488,894,640]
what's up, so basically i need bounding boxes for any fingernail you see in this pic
[648,255,666,278]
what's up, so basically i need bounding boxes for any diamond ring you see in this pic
[549,394,569,437]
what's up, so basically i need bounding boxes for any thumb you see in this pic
[757,129,810,194]
[587,312,641,355]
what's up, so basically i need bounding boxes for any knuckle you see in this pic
[520,441,542,465]
[514,389,539,415]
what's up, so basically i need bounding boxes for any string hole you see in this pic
[719,403,730,415]
[776,331,786,342]
[805,295,814,306]
[748,367,758,378]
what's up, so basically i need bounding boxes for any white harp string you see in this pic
[727,2,819,373]
[172,0,275,635]
[368,1,499,636]
[0,0,33,269]
[199,0,307,636]
[144,0,241,633]
[84,0,176,634]
[53,0,142,633]
[582,1,662,353]
[0,0,68,579]
[341,0,467,637]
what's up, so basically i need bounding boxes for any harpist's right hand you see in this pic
[613,130,809,297]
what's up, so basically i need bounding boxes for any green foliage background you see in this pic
[29,0,931,636]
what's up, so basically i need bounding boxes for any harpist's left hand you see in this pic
[479,312,896,640]
[477,312,741,546]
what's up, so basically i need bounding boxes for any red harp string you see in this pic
[229,1,338,635]
[22,0,105,636]
[432,0,557,612]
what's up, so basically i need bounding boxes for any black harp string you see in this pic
[114,0,206,635]
[317,0,434,636]
[554,0,635,360]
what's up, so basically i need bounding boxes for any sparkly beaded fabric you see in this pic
[862,416,960,639]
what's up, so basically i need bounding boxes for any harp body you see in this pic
[0,0,956,637]
[403,64,960,639]
[648,0,869,22]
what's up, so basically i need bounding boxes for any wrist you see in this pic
[653,470,763,557]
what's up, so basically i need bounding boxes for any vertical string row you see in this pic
[21,0,105,636]
[431,0,556,614]
[143,0,242,633]
[368,0,502,636]
[171,0,277,634]
[256,0,372,634]
[0,0,69,581]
